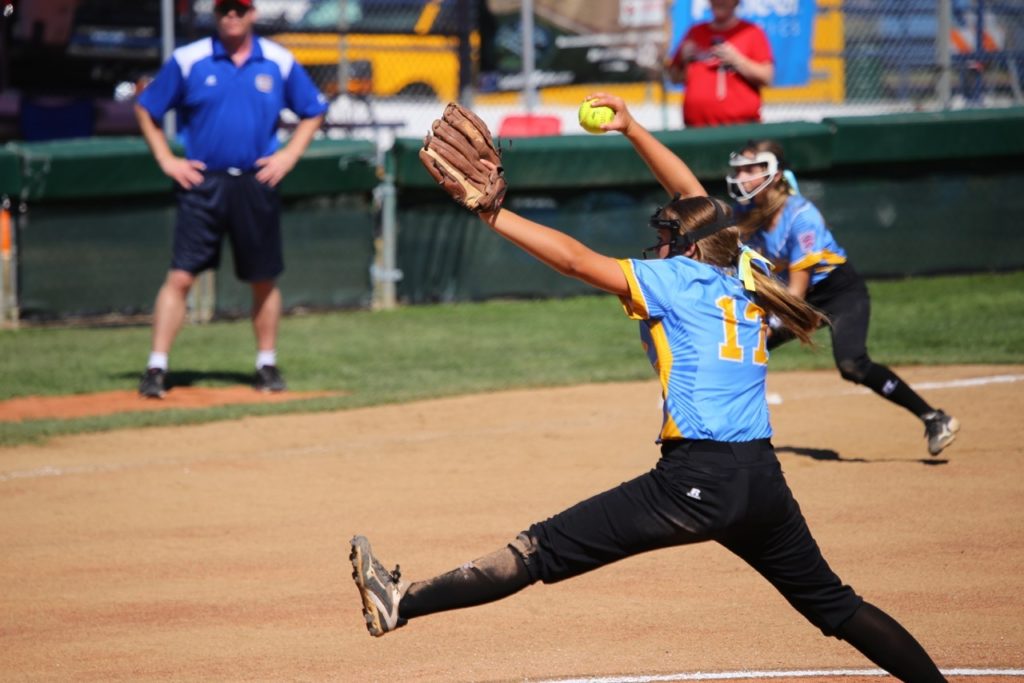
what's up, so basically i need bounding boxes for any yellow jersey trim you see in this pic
[647,319,683,440]
[789,249,847,272]
[616,259,649,320]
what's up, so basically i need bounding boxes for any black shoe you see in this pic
[254,365,286,392]
[138,368,166,399]
[923,410,961,456]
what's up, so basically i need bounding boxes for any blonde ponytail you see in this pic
[748,268,825,345]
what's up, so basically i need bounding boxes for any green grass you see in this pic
[2,271,1022,446]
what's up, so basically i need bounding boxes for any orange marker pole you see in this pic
[0,203,10,258]
[0,197,16,325]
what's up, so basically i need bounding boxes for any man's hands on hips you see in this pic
[155,149,300,190]
[255,148,300,187]
[159,156,207,189]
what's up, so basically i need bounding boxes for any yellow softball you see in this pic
[578,99,614,135]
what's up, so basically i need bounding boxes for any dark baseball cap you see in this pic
[215,0,253,7]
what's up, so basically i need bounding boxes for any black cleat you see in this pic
[254,365,286,392]
[138,368,166,399]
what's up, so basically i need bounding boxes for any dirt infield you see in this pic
[1,364,1022,682]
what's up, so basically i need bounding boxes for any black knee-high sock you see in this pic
[398,546,532,620]
[836,602,946,682]
[861,363,934,418]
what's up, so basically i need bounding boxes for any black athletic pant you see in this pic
[768,263,932,418]
[525,439,862,634]
[400,439,945,682]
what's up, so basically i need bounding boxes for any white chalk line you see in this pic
[913,373,1024,389]
[767,372,1024,405]
[537,667,1024,682]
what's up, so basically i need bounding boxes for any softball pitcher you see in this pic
[349,103,946,681]
[724,140,959,456]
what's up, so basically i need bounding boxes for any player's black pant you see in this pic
[525,438,862,635]
[768,262,932,419]
[398,439,945,680]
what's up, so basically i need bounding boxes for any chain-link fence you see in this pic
[7,0,1024,139]
[223,0,485,142]
[830,0,1024,117]
[243,0,1024,137]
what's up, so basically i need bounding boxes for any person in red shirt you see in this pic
[666,0,774,127]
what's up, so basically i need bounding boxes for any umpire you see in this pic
[134,0,327,397]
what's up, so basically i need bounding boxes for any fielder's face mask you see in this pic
[726,150,779,204]
[642,196,735,259]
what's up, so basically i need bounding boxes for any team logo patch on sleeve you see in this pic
[255,74,274,93]
[798,231,816,252]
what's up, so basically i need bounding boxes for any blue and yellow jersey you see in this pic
[617,256,772,443]
[743,195,846,287]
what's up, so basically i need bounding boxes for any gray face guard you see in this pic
[642,196,735,259]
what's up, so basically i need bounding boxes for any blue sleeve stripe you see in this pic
[790,202,813,221]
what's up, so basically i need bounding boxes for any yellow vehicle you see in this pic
[269,0,846,108]
[266,0,660,104]
[272,31,471,101]
[267,0,474,101]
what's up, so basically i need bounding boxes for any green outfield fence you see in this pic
[1,107,1023,321]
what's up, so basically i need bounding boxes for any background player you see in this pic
[349,103,947,682]
[134,0,327,397]
[725,140,960,456]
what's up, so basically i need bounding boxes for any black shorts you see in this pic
[767,262,871,365]
[525,439,863,635]
[171,171,283,282]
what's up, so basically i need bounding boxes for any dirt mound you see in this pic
[0,386,341,422]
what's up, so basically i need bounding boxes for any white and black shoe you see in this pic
[924,410,960,456]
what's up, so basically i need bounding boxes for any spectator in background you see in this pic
[134,0,327,398]
[665,0,774,128]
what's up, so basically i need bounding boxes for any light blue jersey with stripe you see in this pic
[138,35,328,172]
[617,257,772,443]
[743,195,846,287]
